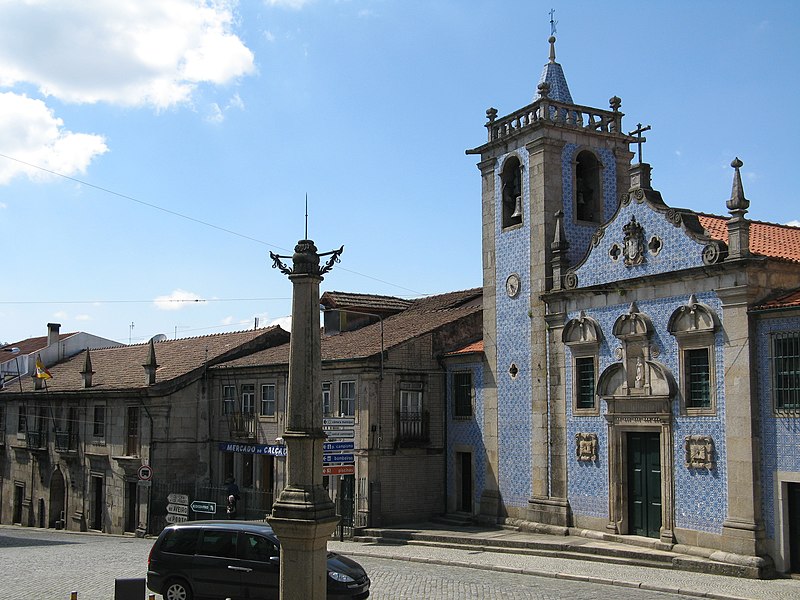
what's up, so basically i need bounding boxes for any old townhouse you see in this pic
[0,327,289,534]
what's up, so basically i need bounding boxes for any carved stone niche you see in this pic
[667,294,719,337]
[562,311,603,348]
[576,432,598,462]
[685,435,715,469]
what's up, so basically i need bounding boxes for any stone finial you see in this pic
[549,35,557,63]
[609,96,621,112]
[486,107,498,123]
[80,348,95,389]
[143,339,159,385]
[537,81,551,99]
[726,157,750,216]
[726,157,750,259]
[550,210,569,291]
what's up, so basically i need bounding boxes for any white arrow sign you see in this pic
[167,493,189,505]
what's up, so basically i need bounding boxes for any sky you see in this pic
[1,0,798,346]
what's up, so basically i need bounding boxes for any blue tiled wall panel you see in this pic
[446,362,486,510]
[757,316,800,540]
[561,144,617,267]
[565,292,728,534]
[572,199,709,288]
[495,151,533,508]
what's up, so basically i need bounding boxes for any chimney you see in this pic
[80,349,95,388]
[143,339,159,385]
[47,322,61,347]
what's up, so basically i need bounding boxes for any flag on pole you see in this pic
[35,355,52,379]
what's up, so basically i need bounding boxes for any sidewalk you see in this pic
[325,521,800,600]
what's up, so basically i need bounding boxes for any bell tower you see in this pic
[466,34,635,526]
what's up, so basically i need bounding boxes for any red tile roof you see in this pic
[1,333,77,358]
[698,214,800,263]
[2,327,288,394]
[220,288,483,368]
[320,291,412,313]
[752,288,800,311]
[445,340,484,356]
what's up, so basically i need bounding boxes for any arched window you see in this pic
[500,156,523,228]
[574,150,602,223]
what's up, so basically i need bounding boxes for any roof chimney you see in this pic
[143,339,159,385]
[47,322,61,347]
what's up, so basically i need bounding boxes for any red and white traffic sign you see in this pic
[137,465,153,481]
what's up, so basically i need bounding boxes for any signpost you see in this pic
[322,419,356,475]
[191,501,217,514]
[167,493,189,505]
[165,514,187,524]
[167,504,188,515]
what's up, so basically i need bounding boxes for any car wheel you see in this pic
[163,578,193,600]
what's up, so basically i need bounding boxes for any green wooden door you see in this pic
[628,432,662,538]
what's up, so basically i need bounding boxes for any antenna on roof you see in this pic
[549,8,558,36]
[305,193,309,239]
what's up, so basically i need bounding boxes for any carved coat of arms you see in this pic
[622,216,646,266]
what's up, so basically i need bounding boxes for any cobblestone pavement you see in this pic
[1,525,799,600]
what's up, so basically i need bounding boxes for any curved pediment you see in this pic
[598,359,677,398]
[562,311,603,346]
[667,294,719,336]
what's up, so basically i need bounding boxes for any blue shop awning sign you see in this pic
[218,441,287,457]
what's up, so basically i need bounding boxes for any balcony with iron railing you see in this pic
[26,429,47,451]
[395,410,429,447]
[229,412,256,439]
[54,430,79,454]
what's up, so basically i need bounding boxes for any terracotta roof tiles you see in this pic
[698,214,800,263]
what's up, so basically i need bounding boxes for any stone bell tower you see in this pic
[466,34,635,527]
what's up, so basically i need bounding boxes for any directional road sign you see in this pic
[191,500,217,514]
[322,465,355,476]
[167,504,189,516]
[325,429,354,439]
[323,453,354,464]
[167,493,189,505]
[323,441,354,452]
[323,417,355,427]
[165,514,187,524]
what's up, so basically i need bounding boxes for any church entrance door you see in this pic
[628,432,661,538]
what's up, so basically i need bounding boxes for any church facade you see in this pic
[458,35,800,575]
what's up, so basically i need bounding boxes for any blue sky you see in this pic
[1,0,798,345]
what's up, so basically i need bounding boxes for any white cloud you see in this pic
[787,220,800,228]
[205,93,245,123]
[153,289,206,311]
[264,0,314,9]
[0,1,255,109]
[0,92,108,184]
[75,314,91,321]
[264,30,276,43]
[222,315,236,325]
[0,202,6,209]
[270,315,292,332]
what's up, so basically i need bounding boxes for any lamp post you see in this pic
[267,239,343,600]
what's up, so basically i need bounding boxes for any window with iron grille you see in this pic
[260,384,276,416]
[452,371,473,418]
[222,385,236,415]
[575,357,596,410]
[773,332,800,411]
[685,348,711,409]
[241,384,255,415]
[339,381,356,417]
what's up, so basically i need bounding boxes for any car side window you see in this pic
[197,529,238,558]
[160,528,200,555]
[240,533,279,562]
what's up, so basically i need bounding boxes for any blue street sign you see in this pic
[323,453,354,464]
[323,441,355,452]
[218,441,286,457]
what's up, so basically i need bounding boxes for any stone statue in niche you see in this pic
[685,435,715,469]
[634,357,644,388]
[622,215,646,266]
[576,432,598,462]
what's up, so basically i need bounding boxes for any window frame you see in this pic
[92,404,106,440]
[772,331,800,413]
[322,381,332,417]
[260,383,276,417]
[574,355,597,411]
[222,385,236,415]
[339,380,356,417]
[675,334,716,416]
[241,384,255,415]
[573,149,604,225]
[452,371,473,419]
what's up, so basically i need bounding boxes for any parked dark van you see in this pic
[147,520,370,600]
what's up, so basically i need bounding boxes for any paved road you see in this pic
[0,525,798,599]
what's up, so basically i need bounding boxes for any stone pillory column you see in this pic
[268,239,344,600]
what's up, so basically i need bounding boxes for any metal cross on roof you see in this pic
[549,8,558,36]
[629,122,651,164]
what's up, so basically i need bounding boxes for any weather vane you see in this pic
[549,8,558,36]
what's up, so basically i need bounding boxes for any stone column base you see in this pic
[268,514,339,600]
[721,518,766,557]
[527,495,570,530]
